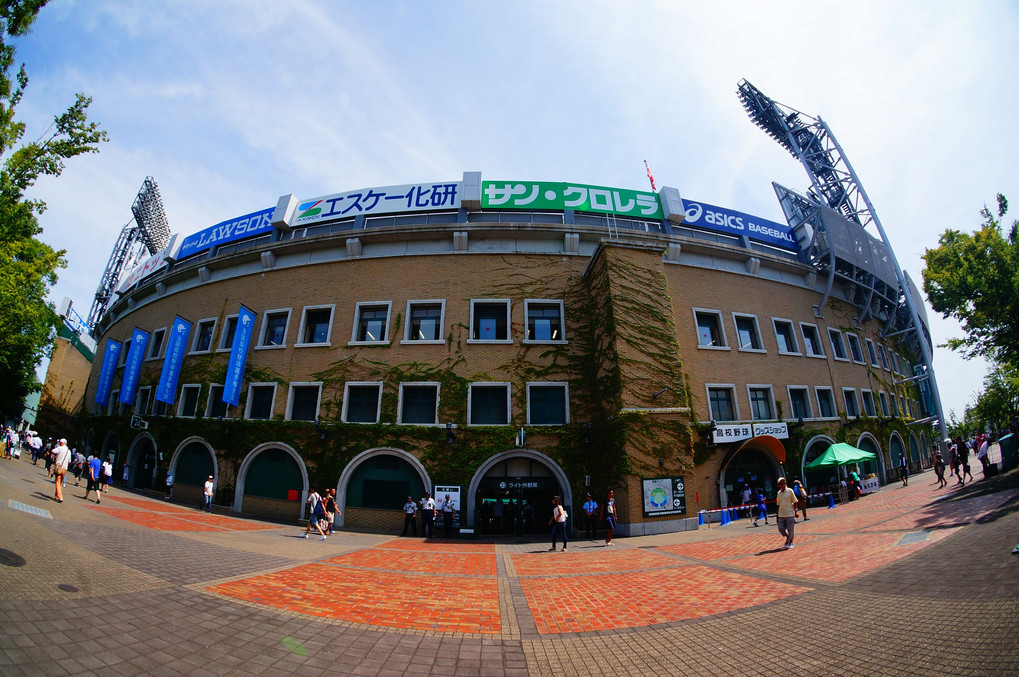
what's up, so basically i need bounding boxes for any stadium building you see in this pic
[77,165,940,535]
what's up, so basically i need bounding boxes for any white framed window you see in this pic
[865,338,879,366]
[190,318,217,354]
[469,299,512,343]
[135,387,152,416]
[827,328,848,361]
[815,387,837,419]
[152,400,168,417]
[879,391,890,417]
[846,333,865,364]
[403,300,445,343]
[468,383,511,425]
[747,385,775,420]
[787,386,813,420]
[772,318,800,355]
[842,388,860,418]
[526,382,569,425]
[890,393,899,417]
[257,309,292,349]
[524,300,566,343]
[109,390,120,415]
[706,384,739,422]
[147,328,166,360]
[732,313,764,352]
[217,315,238,352]
[694,309,728,349]
[343,382,383,423]
[245,382,278,419]
[287,382,322,421]
[118,341,131,367]
[296,305,334,346]
[398,382,440,425]
[877,344,889,370]
[177,384,202,418]
[206,384,229,419]
[351,301,392,344]
[861,389,877,417]
[899,395,907,417]
[800,322,825,358]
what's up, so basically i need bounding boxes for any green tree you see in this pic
[973,362,1019,434]
[0,0,107,420]
[922,194,1019,368]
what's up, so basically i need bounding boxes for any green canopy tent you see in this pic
[804,442,877,469]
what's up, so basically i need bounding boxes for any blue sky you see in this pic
[19,0,1019,420]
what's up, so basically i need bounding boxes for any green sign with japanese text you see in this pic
[481,181,663,220]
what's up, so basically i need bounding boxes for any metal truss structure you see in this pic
[87,177,171,337]
[737,80,947,441]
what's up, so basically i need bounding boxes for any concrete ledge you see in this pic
[617,516,700,537]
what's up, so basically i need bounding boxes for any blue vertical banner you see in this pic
[156,317,192,405]
[118,328,149,406]
[223,305,256,407]
[94,339,123,408]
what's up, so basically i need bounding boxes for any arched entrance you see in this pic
[802,435,838,492]
[889,433,906,473]
[124,433,155,490]
[236,443,306,522]
[338,448,428,530]
[856,434,883,483]
[719,436,785,509]
[170,438,216,505]
[909,433,921,468]
[468,450,571,536]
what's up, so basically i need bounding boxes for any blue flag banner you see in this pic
[223,306,256,407]
[94,339,123,408]
[156,317,192,405]
[118,328,149,406]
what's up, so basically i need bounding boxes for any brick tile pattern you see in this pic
[510,548,677,576]
[518,565,812,634]
[208,562,502,634]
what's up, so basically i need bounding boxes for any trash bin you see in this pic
[998,434,1017,472]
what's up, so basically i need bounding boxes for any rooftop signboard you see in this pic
[291,181,462,227]
[177,207,275,260]
[680,199,797,251]
[481,180,663,220]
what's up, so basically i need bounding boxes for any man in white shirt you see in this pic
[441,494,456,538]
[775,477,800,549]
[51,439,72,503]
[202,476,214,512]
[421,492,436,538]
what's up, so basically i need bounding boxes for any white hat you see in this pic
[58,438,67,445]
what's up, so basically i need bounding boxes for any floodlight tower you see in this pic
[87,177,171,336]
[737,79,947,444]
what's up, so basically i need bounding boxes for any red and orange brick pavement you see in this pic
[4,456,1018,675]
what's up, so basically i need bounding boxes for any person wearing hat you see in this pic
[51,439,72,503]
[582,493,599,539]
[202,475,214,512]
[401,495,417,536]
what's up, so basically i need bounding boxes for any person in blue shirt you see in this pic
[752,488,769,527]
[582,493,599,539]
[83,455,103,504]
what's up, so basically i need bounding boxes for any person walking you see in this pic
[202,475,214,512]
[601,489,617,546]
[753,487,769,527]
[793,479,809,520]
[102,457,114,493]
[324,488,338,535]
[898,453,909,487]
[164,470,174,500]
[582,493,599,539]
[51,439,72,503]
[83,454,103,504]
[959,439,974,484]
[934,452,947,488]
[548,496,568,551]
[401,496,417,536]
[775,477,799,549]
[300,488,328,540]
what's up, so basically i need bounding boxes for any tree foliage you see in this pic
[0,0,107,419]
[922,194,1019,368]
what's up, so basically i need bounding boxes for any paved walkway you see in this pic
[2,455,1017,676]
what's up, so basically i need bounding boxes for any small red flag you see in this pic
[644,160,657,192]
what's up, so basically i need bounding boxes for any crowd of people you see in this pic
[2,426,117,504]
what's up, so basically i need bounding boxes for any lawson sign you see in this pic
[177,207,275,260]
[682,199,797,251]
